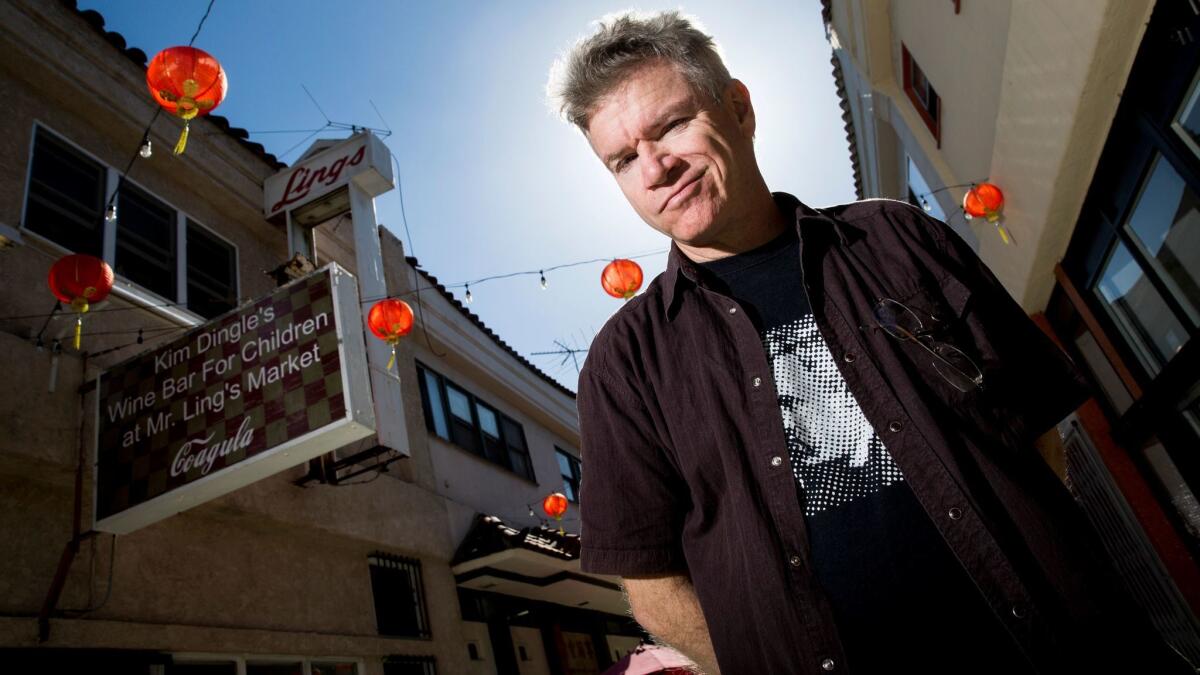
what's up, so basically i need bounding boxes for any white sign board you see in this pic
[263,132,394,219]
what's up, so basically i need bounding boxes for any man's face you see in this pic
[586,61,757,248]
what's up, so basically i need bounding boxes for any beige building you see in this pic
[825,0,1200,663]
[0,1,638,673]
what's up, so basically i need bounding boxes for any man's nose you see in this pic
[640,144,678,189]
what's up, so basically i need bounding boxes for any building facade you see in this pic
[0,2,639,673]
[826,0,1200,663]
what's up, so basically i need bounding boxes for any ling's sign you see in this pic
[94,264,375,534]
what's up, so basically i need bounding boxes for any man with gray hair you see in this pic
[551,10,1185,675]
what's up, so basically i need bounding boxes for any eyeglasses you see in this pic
[873,298,984,392]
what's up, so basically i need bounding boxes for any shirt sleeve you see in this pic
[576,364,690,576]
[891,203,1090,447]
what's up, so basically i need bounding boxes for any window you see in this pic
[187,220,237,318]
[1123,155,1200,322]
[902,44,942,145]
[1174,67,1200,159]
[518,646,529,661]
[21,124,238,318]
[115,180,177,300]
[382,656,437,675]
[369,553,431,639]
[415,362,536,481]
[466,643,480,661]
[245,664,302,675]
[311,664,358,675]
[168,663,237,675]
[557,448,582,503]
[23,128,105,257]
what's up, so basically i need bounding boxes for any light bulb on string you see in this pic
[139,136,153,159]
[465,283,473,304]
[920,195,932,212]
[539,270,547,290]
[104,202,117,224]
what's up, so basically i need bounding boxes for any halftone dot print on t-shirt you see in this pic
[762,315,905,516]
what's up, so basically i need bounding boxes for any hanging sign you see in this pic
[93,264,375,534]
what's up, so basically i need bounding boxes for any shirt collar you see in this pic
[663,192,848,321]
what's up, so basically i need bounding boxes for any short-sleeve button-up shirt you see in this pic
[577,195,1185,674]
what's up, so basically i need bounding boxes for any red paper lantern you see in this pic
[962,183,1004,222]
[48,254,114,350]
[367,298,414,370]
[601,259,643,300]
[543,492,569,534]
[146,46,228,155]
[543,492,569,519]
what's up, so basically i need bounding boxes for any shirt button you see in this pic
[771,456,783,467]
[728,306,738,314]
[788,555,802,567]
[948,507,963,520]
[752,376,762,388]
[1011,605,1027,619]
[888,420,904,433]
[821,658,836,671]
[843,352,857,363]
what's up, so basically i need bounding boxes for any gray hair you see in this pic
[548,10,732,130]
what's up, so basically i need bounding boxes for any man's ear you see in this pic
[726,79,755,139]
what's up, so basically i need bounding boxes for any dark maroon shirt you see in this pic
[577,195,1184,674]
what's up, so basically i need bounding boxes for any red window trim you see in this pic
[901,43,942,147]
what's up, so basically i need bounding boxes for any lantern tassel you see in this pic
[997,224,1012,246]
[387,344,397,371]
[73,315,82,351]
[173,121,190,156]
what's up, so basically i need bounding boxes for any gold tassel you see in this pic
[997,224,1012,245]
[74,315,82,351]
[173,121,190,155]
[387,344,397,371]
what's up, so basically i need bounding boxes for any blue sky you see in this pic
[83,0,857,391]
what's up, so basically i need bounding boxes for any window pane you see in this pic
[24,130,105,256]
[1124,156,1200,320]
[187,221,237,319]
[422,369,449,438]
[115,183,177,299]
[557,451,573,478]
[509,451,531,481]
[562,478,577,502]
[1094,240,1189,374]
[1176,69,1200,158]
[476,404,500,439]
[446,385,472,423]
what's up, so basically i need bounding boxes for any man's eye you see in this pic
[616,154,636,172]
[664,117,688,133]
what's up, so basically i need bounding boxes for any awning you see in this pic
[451,514,628,616]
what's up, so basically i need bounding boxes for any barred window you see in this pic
[369,553,431,639]
[23,128,105,257]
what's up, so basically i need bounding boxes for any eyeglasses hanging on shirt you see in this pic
[872,298,984,392]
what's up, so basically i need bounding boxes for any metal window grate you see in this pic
[369,553,432,639]
[1062,416,1200,667]
[382,655,437,675]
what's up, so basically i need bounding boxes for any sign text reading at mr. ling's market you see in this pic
[104,306,330,449]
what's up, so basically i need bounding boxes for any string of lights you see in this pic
[911,178,986,214]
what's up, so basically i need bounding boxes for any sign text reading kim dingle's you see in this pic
[94,266,374,534]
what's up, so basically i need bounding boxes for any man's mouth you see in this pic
[661,172,704,213]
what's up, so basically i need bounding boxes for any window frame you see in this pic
[901,43,942,146]
[19,121,240,324]
[169,653,365,675]
[415,360,537,482]
[187,217,241,319]
[368,552,432,640]
[556,447,582,504]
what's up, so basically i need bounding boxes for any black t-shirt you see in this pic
[698,220,1031,673]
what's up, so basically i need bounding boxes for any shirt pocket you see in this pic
[889,276,988,408]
